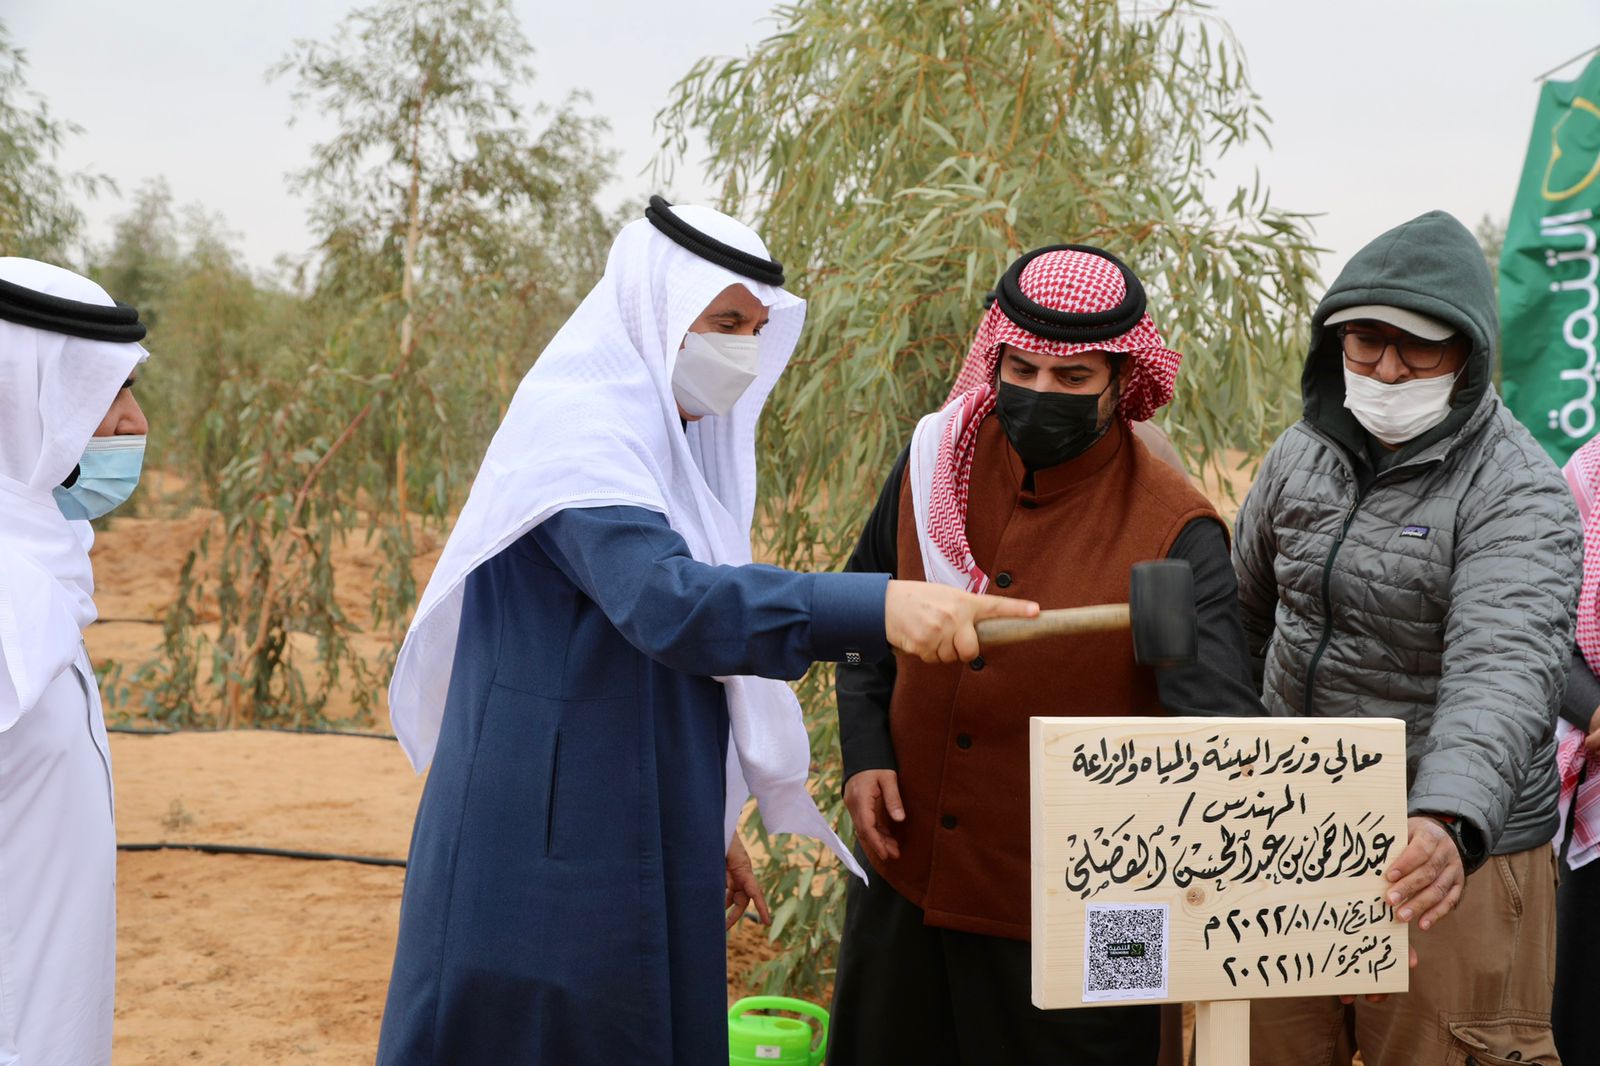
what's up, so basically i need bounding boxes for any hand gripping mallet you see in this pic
[974,559,1197,666]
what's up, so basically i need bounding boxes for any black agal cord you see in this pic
[644,195,785,287]
[994,244,1145,343]
[0,276,146,343]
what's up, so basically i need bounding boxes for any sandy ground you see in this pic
[109,731,414,1065]
[108,731,782,1064]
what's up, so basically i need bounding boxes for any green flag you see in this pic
[1500,52,1600,465]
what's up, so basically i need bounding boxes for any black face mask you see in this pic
[994,380,1111,470]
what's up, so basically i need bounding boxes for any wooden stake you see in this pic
[1193,1000,1249,1066]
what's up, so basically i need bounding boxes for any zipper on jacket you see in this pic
[1303,490,1362,716]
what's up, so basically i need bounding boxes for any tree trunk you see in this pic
[396,75,428,518]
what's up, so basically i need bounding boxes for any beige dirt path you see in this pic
[108,731,781,1064]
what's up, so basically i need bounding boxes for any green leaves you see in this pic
[0,21,112,260]
[112,0,620,729]
[662,0,1321,997]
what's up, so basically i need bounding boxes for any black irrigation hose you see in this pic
[117,842,406,868]
[116,845,759,920]
[111,723,407,867]
[107,724,399,741]
[112,728,407,867]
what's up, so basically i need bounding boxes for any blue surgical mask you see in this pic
[53,435,146,520]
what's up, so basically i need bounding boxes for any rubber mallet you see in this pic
[973,559,1197,668]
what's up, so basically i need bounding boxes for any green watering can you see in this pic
[728,996,829,1065]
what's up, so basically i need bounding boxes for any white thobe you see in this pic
[0,258,145,1066]
[0,644,115,1066]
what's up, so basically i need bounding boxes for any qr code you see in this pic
[1082,903,1168,1002]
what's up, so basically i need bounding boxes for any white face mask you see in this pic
[672,331,761,418]
[1342,366,1460,446]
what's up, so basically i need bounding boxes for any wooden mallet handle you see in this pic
[975,603,1132,647]
[970,560,1195,665]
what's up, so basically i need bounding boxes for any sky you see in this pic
[10,0,1600,285]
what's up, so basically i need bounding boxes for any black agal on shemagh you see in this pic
[993,244,1146,344]
[644,196,785,287]
[0,276,146,343]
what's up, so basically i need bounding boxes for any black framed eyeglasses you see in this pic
[1337,325,1453,372]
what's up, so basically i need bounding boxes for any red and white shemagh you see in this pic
[907,248,1183,592]
[1558,439,1600,869]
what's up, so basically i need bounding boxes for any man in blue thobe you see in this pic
[376,198,1035,1064]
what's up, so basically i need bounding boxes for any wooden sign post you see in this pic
[1031,717,1410,1065]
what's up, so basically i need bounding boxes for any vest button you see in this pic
[940,814,959,830]
[995,572,1013,588]
[970,656,985,671]
[956,734,973,750]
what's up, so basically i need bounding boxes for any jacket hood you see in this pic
[1302,210,1497,461]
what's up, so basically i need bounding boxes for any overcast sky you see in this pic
[10,1,1600,285]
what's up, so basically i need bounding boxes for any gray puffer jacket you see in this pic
[1233,210,1582,857]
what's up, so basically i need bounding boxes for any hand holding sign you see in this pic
[1384,816,1465,930]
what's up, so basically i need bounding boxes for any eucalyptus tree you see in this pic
[143,0,617,726]
[92,179,180,336]
[272,0,614,516]
[659,0,1322,994]
[0,21,110,260]
[89,181,267,502]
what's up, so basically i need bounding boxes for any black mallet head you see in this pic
[1128,559,1197,668]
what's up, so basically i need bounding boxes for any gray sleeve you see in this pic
[1230,438,1286,692]
[1408,455,1583,851]
[1562,647,1600,732]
